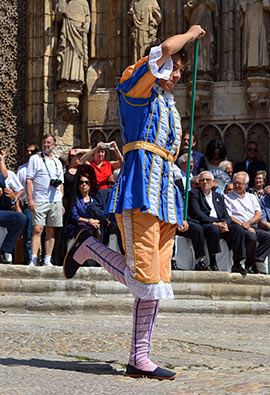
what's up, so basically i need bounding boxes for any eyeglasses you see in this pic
[107,181,115,186]
[200,178,212,183]
[233,181,245,185]
[226,188,233,192]
[247,148,258,152]
[79,180,90,185]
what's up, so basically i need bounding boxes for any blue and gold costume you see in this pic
[106,45,184,299]
[107,45,184,226]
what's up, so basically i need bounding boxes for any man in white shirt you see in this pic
[26,134,64,267]
[225,172,270,274]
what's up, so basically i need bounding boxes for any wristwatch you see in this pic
[249,219,254,225]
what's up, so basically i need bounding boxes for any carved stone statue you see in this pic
[184,0,219,78]
[56,0,90,83]
[127,0,161,63]
[238,0,269,69]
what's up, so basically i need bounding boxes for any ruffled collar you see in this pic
[153,84,175,106]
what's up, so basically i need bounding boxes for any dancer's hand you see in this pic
[177,220,189,233]
[186,25,206,41]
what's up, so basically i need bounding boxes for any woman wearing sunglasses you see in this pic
[65,169,100,240]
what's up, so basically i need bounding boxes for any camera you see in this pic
[103,143,111,148]
[50,179,62,187]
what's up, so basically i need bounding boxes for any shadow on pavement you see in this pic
[0,357,124,375]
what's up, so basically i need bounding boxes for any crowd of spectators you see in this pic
[0,132,270,275]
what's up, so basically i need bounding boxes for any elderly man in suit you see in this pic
[188,171,246,274]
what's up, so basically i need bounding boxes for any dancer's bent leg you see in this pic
[129,297,159,372]
[64,230,126,285]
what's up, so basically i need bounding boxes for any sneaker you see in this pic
[231,262,247,275]
[63,229,93,279]
[0,251,9,264]
[194,260,211,271]
[124,364,177,380]
[29,262,37,267]
[43,261,54,267]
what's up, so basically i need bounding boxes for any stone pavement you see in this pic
[0,311,270,394]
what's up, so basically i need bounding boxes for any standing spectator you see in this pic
[17,143,40,265]
[225,172,270,274]
[178,132,206,175]
[80,141,123,189]
[234,141,265,188]
[248,170,267,200]
[26,134,64,267]
[204,140,227,171]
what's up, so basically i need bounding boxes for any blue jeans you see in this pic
[0,210,26,253]
[22,204,33,264]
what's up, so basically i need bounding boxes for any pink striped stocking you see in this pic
[129,297,159,372]
[73,236,126,285]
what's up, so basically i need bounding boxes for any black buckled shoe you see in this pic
[124,364,177,380]
[231,262,247,275]
[63,229,93,279]
[194,260,211,271]
[210,262,219,271]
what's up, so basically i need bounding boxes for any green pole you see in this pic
[184,38,199,220]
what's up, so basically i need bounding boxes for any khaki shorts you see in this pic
[33,201,63,227]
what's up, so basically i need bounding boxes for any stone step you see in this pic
[0,264,270,314]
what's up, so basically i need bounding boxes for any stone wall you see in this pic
[0,0,26,169]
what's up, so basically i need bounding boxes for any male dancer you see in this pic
[64,25,205,380]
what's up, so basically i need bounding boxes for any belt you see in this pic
[122,141,175,164]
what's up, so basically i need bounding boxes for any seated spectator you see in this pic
[204,140,227,171]
[248,170,267,200]
[259,194,270,232]
[81,141,123,189]
[52,147,88,265]
[5,170,24,213]
[218,160,233,180]
[225,171,270,274]
[189,171,247,274]
[210,169,231,195]
[224,182,233,194]
[65,168,100,240]
[264,185,270,195]
[233,141,265,188]
[0,173,26,264]
[87,170,124,254]
[190,175,200,189]
[178,132,205,175]
[176,154,194,192]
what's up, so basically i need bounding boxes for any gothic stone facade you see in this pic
[1,0,270,172]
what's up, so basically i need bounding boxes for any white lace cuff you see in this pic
[148,44,173,80]
[124,266,174,300]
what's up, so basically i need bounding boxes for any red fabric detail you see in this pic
[90,161,112,190]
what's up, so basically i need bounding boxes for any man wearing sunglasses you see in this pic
[188,171,247,274]
[234,141,265,188]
